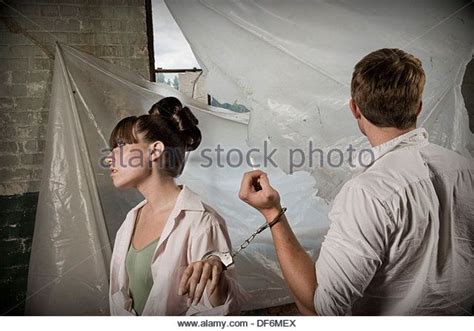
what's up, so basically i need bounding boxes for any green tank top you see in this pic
[125,237,160,315]
[125,207,160,315]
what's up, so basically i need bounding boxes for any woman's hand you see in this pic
[178,256,227,306]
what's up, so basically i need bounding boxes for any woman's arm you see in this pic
[178,215,235,309]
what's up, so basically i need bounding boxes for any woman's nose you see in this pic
[105,154,114,166]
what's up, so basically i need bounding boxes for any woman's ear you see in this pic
[149,141,165,162]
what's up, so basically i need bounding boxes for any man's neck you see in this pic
[366,126,416,147]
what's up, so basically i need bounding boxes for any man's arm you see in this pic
[266,212,318,315]
[239,171,318,315]
[240,170,392,316]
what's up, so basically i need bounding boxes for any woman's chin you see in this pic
[112,178,134,190]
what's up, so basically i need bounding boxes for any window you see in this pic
[149,0,249,113]
[151,0,201,91]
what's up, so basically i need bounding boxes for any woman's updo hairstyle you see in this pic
[143,97,201,177]
[109,97,202,178]
[148,97,202,152]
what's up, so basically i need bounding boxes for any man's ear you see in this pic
[149,141,165,162]
[416,101,423,117]
[349,98,362,119]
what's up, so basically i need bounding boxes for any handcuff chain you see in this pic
[231,207,287,258]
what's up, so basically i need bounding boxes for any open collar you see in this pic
[129,184,205,221]
[114,185,206,300]
[352,128,429,175]
[125,185,205,264]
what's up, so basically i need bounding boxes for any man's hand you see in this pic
[239,170,282,222]
[178,257,225,305]
[239,170,318,315]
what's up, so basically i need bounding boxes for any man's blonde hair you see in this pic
[351,48,426,129]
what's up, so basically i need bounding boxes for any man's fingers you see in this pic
[239,170,267,200]
[178,265,194,295]
[258,172,273,191]
[193,263,212,304]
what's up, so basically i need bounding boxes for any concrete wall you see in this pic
[178,71,207,104]
[0,0,150,315]
[462,57,474,134]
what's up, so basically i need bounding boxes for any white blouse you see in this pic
[109,185,249,315]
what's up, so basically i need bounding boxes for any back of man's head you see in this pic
[351,48,425,130]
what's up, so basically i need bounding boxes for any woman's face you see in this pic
[107,135,152,189]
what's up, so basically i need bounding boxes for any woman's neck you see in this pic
[136,173,181,213]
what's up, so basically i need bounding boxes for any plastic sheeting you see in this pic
[27,1,473,315]
[26,43,327,314]
[165,0,474,198]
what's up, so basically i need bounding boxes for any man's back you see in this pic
[314,129,474,315]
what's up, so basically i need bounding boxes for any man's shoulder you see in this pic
[347,142,474,201]
[333,178,383,207]
[346,149,422,202]
[345,165,404,202]
[419,143,474,173]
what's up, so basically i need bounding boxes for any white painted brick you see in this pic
[1,0,149,195]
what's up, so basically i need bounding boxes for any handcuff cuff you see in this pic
[202,207,288,269]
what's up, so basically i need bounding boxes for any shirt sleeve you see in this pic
[185,211,249,316]
[314,184,393,315]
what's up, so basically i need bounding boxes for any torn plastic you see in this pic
[27,0,474,314]
[165,0,474,198]
[26,43,328,314]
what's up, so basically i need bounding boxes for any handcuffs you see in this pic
[201,207,288,270]
[202,251,235,269]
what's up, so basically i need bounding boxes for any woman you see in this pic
[107,97,246,315]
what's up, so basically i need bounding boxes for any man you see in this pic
[239,48,474,315]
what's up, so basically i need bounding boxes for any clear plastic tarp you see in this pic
[166,0,474,198]
[26,0,473,315]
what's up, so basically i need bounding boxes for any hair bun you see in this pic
[148,97,201,151]
[172,106,201,151]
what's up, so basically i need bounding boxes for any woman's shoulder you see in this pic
[116,200,146,234]
[183,187,226,227]
[201,202,226,226]
[191,202,231,242]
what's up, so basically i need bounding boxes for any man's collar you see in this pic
[352,128,429,174]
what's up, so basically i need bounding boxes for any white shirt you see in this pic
[109,185,248,315]
[314,128,474,315]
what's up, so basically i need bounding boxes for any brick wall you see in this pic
[0,0,473,316]
[0,0,150,315]
[0,0,150,196]
[0,193,37,315]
